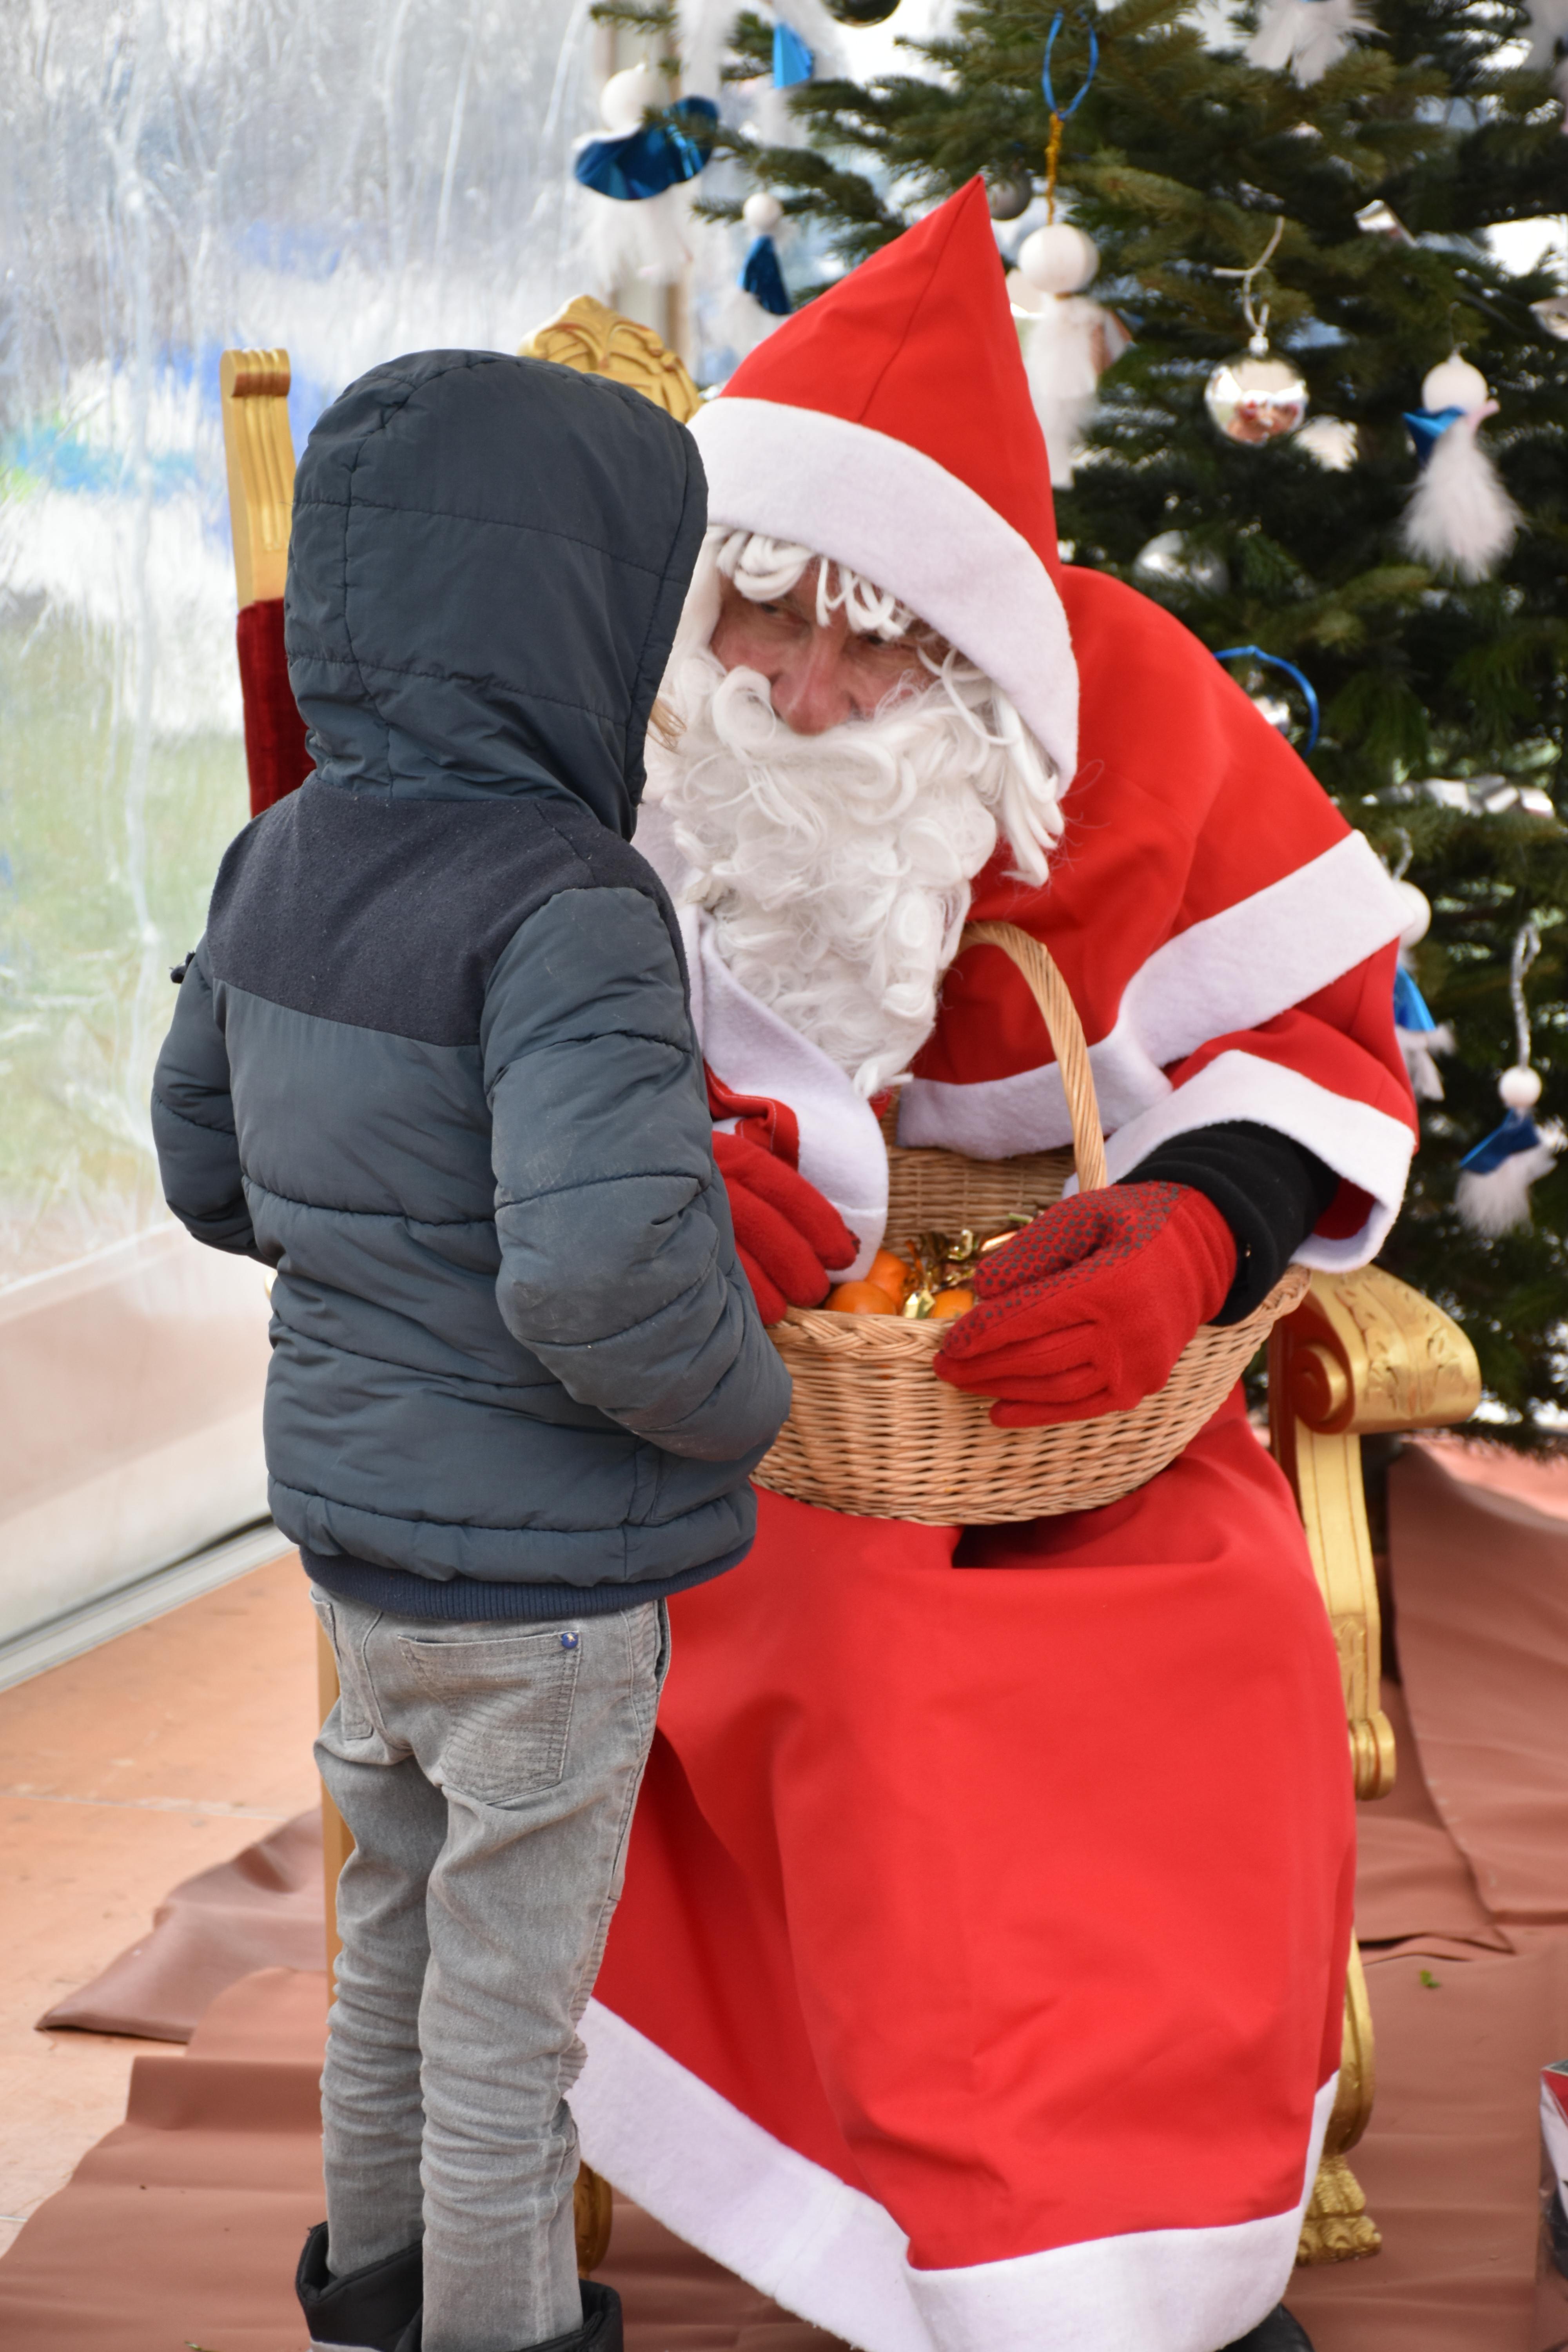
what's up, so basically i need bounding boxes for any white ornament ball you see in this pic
[1421,354,1488,412]
[1394,879,1431,949]
[600,64,666,134]
[1016,224,1099,296]
[1500,1065,1543,1111]
[742,191,784,234]
[1005,267,1044,316]
[1204,353,1308,445]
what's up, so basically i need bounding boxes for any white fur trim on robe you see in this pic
[574,1997,1337,2352]
[900,832,1410,1266]
[638,794,889,1282]
[680,902,887,1283]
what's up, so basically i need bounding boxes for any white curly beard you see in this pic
[645,649,1062,1098]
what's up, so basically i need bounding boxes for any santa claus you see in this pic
[570,182,1416,2352]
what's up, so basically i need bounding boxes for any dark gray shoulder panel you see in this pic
[204,778,683,1047]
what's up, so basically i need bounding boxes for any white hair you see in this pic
[644,530,1067,1098]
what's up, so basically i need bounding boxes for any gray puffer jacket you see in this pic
[152,349,790,1618]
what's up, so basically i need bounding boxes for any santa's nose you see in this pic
[769,638,860,734]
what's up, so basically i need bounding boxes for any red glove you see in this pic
[714,1131,858,1325]
[933,1182,1236,1426]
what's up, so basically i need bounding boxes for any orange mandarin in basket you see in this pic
[866,1247,914,1305]
[826,1279,900,1314]
[928,1287,975,1319]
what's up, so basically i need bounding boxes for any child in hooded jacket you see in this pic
[152,350,801,2352]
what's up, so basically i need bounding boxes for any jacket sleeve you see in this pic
[150,941,259,1256]
[1124,1121,1339,1321]
[481,885,792,1464]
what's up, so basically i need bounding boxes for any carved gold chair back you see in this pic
[219,314,1482,2279]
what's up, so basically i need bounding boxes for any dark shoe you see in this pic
[296,2222,423,2352]
[390,2278,622,2352]
[1222,2308,1314,2352]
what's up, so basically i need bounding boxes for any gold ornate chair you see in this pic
[219,321,1479,2282]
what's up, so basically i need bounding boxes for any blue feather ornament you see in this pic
[573,96,717,202]
[741,234,792,317]
[1455,924,1562,1235]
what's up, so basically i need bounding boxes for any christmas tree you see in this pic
[678,0,1568,1447]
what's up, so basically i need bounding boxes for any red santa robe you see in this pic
[570,184,1416,2352]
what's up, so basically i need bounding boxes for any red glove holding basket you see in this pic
[715,1131,859,1326]
[934,1181,1236,1426]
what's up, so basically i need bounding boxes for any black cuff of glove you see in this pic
[1122,1122,1339,1326]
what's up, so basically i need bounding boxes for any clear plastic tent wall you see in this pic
[0,0,592,1641]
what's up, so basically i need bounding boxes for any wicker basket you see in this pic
[753,919,1309,1524]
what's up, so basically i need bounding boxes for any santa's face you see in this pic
[644,534,1063,1099]
[710,566,935,735]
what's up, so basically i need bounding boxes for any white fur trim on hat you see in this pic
[690,397,1079,783]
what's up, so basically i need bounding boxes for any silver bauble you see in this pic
[1203,351,1308,446]
[1131,530,1229,596]
[985,165,1034,222]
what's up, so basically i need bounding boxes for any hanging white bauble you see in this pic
[1006,268,1044,316]
[1204,352,1308,445]
[1393,878,1431,948]
[1016,224,1099,296]
[1296,415,1358,471]
[600,63,667,132]
[1421,354,1488,412]
[1501,1065,1544,1110]
[742,191,784,234]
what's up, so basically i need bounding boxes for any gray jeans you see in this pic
[311,1588,668,2352]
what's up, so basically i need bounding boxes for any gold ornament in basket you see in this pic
[754,921,1309,1524]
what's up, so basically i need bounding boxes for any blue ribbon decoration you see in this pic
[773,21,814,86]
[1042,11,1100,117]
[1461,1107,1544,1174]
[741,234,793,317]
[1393,964,1437,1034]
[1403,405,1466,467]
[573,97,718,202]
[1213,643,1321,752]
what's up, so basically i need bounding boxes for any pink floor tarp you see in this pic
[4,1439,1568,2351]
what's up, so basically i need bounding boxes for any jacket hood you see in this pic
[285,349,707,839]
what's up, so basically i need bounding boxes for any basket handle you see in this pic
[958,922,1109,1193]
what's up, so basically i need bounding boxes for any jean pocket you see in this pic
[311,1590,375,1742]
[400,1628,581,1806]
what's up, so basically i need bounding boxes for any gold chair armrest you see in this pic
[1269,1268,1478,1804]
[1273,1264,1481,1439]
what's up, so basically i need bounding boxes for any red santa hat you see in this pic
[690,178,1078,782]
